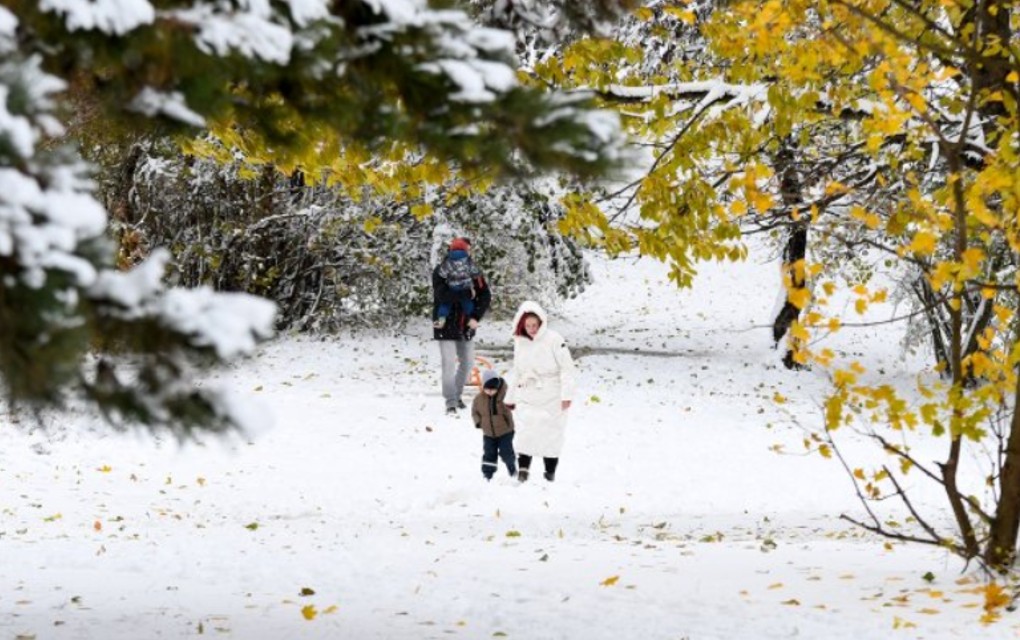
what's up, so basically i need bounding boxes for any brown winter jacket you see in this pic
[471,379,515,438]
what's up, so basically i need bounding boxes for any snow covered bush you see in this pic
[99,141,589,331]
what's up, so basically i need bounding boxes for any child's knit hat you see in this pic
[449,237,471,252]
[482,369,500,389]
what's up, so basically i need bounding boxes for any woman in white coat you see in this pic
[503,301,576,482]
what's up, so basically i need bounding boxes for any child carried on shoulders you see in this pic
[434,238,481,329]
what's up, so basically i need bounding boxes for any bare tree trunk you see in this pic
[942,146,979,558]
[773,222,808,369]
[912,277,952,375]
[986,373,1020,569]
[770,139,809,370]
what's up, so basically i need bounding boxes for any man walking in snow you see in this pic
[433,237,491,415]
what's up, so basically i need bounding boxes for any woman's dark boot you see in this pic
[543,457,559,482]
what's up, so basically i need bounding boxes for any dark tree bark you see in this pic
[770,140,809,370]
[987,372,1020,569]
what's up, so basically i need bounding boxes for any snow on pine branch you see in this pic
[0,57,106,288]
[129,88,206,127]
[90,250,276,360]
[0,6,16,53]
[40,0,155,36]
[0,36,275,362]
[165,2,295,64]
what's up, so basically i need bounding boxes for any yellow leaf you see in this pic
[301,605,318,620]
[663,7,696,23]
[790,321,810,341]
[98,465,112,473]
[788,287,810,309]
[834,369,857,387]
[323,605,339,614]
[768,582,784,590]
[855,299,868,314]
[906,231,937,256]
[853,468,866,480]
[410,203,434,220]
[961,247,985,273]
[892,616,917,629]
[983,582,1010,612]
[600,575,620,587]
[773,392,787,404]
[751,191,775,212]
[635,7,654,21]
[818,444,833,459]
[781,599,801,606]
[824,397,843,430]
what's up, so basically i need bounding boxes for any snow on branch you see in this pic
[0,6,16,53]
[129,88,206,128]
[90,249,276,360]
[602,80,768,104]
[40,0,155,35]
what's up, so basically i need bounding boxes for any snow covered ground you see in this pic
[1,247,1015,639]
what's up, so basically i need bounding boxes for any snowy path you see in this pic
[0,250,1013,639]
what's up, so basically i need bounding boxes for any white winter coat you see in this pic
[504,301,577,458]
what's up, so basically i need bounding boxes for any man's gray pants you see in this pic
[438,339,474,409]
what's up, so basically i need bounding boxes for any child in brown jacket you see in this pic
[472,370,516,480]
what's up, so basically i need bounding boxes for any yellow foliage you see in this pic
[664,8,697,24]
[634,7,654,21]
[410,203,434,220]
[834,369,857,387]
[789,321,810,341]
[787,287,811,309]
[905,231,937,256]
[824,394,844,430]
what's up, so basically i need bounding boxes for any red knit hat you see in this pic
[449,237,470,251]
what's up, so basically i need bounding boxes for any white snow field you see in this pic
[1,246,1015,639]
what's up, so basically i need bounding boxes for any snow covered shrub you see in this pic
[429,185,591,317]
[100,143,589,331]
